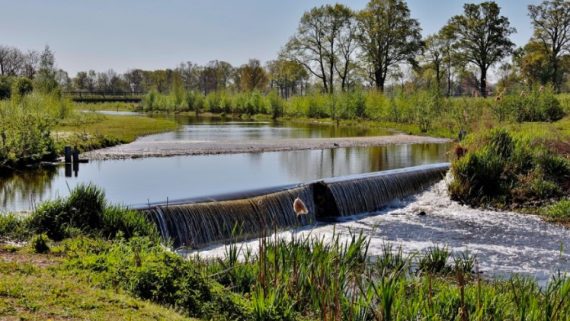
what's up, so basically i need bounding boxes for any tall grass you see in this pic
[28,184,157,241]
[450,128,570,208]
[0,92,74,170]
[140,88,567,140]
[154,232,570,320]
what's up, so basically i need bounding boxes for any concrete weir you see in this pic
[141,163,450,248]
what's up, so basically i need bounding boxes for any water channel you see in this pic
[1,114,449,212]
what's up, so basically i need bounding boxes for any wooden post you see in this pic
[72,148,80,163]
[64,146,72,163]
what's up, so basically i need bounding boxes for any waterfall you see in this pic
[316,163,449,217]
[143,185,315,248]
[142,163,449,248]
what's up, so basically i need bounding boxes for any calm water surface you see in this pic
[1,116,449,212]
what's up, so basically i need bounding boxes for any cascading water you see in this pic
[316,163,449,217]
[142,163,449,248]
[143,185,315,248]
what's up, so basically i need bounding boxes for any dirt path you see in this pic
[83,134,452,160]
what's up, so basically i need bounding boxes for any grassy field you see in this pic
[54,113,179,152]
[0,245,192,321]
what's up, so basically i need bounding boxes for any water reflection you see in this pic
[0,167,57,211]
[142,115,394,142]
[2,144,450,212]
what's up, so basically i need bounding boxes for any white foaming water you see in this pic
[182,179,570,284]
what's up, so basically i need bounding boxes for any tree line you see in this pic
[1,0,569,100]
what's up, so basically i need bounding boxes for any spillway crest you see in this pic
[142,163,449,248]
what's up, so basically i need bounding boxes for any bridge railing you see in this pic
[63,91,145,102]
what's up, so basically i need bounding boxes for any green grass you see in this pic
[75,101,139,112]
[450,123,570,213]
[54,113,178,152]
[0,247,192,320]
[544,199,570,224]
[3,209,570,320]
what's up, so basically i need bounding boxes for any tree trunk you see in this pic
[480,67,487,98]
[552,54,560,93]
[375,69,385,92]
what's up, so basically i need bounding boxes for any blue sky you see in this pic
[0,0,540,76]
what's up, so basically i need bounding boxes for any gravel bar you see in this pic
[83,134,452,160]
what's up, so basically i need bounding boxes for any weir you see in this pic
[142,185,316,248]
[142,163,449,248]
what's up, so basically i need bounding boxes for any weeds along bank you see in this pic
[449,124,570,220]
[0,92,178,173]
[1,184,570,320]
[2,185,570,320]
[0,92,71,170]
[141,86,568,138]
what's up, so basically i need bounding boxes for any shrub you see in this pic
[68,236,250,320]
[101,206,157,239]
[493,86,565,122]
[0,213,30,241]
[10,77,33,102]
[268,90,284,119]
[29,184,156,241]
[450,128,570,207]
[544,199,570,221]
[0,76,12,99]
[31,233,50,253]
[28,199,68,240]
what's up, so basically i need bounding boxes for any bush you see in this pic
[101,206,157,239]
[0,213,30,241]
[493,86,565,122]
[29,184,157,241]
[0,93,73,169]
[68,236,250,319]
[450,128,570,207]
[544,199,570,221]
[10,77,33,102]
[31,233,50,253]
[0,76,12,99]
[268,90,284,119]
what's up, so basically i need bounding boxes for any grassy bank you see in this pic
[54,112,178,152]
[0,94,178,173]
[0,246,192,320]
[449,121,569,217]
[2,184,570,320]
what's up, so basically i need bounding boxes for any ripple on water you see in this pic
[186,178,570,284]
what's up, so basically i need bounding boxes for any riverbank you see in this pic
[53,113,179,153]
[0,245,192,320]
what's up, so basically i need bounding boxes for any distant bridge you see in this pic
[63,91,144,103]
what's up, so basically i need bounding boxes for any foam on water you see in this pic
[184,178,570,284]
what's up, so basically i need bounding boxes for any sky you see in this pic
[0,0,541,76]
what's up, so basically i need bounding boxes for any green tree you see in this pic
[237,59,269,92]
[528,0,570,91]
[284,4,354,93]
[356,0,422,92]
[34,46,59,94]
[514,40,553,86]
[444,2,515,97]
[422,34,447,93]
[267,59,308,98]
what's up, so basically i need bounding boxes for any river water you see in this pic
[0,115,449,212]
[187,178,570,285]
[2,113,568,283]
